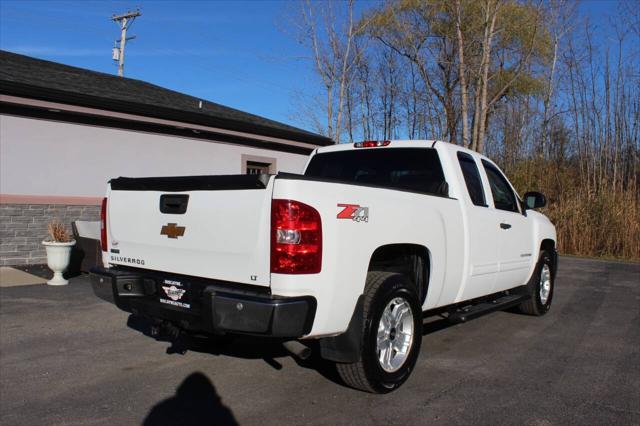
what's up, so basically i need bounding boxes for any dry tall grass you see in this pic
[546,188,640,261]
[511,160,640,262]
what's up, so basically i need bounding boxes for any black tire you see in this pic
[518,250,554,316]
[336,271,422,393]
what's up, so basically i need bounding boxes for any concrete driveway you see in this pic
[0,257,638,425]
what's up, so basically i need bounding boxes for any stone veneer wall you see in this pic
[0,203,100,266]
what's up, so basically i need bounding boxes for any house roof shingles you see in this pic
[0,50,332,146]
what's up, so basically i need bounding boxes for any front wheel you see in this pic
[336,271,422,393]
[518,250,554,316]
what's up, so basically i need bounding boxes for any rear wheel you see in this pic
[336,271,422,393]
[518,250,554,316]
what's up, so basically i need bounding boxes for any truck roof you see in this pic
[314,140,436,154]
[314,140,486,161]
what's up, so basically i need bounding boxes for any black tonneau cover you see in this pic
[110,174,271,192]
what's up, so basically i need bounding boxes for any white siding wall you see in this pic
[0,114,310,197]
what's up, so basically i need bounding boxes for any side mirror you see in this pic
[524,191,546,209]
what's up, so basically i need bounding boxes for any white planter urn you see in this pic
[42,240,76,286]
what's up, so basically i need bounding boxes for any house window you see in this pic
[241,154,277,175]
[246,161,270,175]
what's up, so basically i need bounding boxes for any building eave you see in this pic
[0,79,333,148]
[0,94,321,155]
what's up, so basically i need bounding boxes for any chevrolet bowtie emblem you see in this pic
[161,223,186,239]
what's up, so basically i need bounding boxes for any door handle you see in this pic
[500,223,512,230]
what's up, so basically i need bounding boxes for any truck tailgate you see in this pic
[106,175,273,287]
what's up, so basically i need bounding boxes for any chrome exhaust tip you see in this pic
[282,340,311,360]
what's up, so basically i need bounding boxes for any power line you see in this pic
[111,9,141,77]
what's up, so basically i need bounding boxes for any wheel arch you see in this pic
[540,238,558,279]
[367,243,431,305]
[540,238,555,256]
[318,243,431,364]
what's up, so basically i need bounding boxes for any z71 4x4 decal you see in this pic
[337,204,369,222]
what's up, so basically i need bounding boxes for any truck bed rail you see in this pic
[110,174,271,192]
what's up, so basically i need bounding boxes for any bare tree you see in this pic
[291,0,640,260]
[296,0,368,142]
[454,0,470,146]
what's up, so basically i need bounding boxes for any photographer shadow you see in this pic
[143,372,237,426]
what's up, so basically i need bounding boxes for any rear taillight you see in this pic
[100,197,108,251]
[271,199,322,274]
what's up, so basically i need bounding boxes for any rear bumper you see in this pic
[91,266,316,338]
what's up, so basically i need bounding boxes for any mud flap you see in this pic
[318,295,364,363]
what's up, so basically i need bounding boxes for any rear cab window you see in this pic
[304,148,448,196]
[457,152,486,207]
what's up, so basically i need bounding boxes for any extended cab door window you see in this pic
[481,160,520,213]
[457,152,486,207]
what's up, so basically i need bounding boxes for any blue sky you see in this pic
[0,0,626,133]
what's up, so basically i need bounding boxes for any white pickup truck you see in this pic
[91,140,557,393]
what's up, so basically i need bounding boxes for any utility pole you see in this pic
[111,9,141,77]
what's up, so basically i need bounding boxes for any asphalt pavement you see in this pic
[0,257,638,425]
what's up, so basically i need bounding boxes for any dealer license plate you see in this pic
[158,279,191,309]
